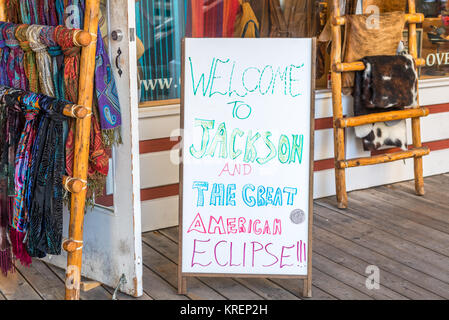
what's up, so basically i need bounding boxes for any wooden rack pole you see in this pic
[0,0,6,21]
[64,0,100,300]
[408,0,425,196]
[330,0,348,209]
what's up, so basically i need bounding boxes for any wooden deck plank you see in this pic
[314,204,449,284]
[140,265,185,300]
[318,194,449,257]
[400,175,449,203]
[373,184,449,224]
[141,241,226,300]
[102,283,154,300]
[372,183,449,227]
[268,278,337,300]
[308,268,373,300]
[15,260,65,300]
[232,278,300,300]
[0,268,42,300]
[45,263,113,300]
[312,252,407,300]
[143,231,264,300]
[347,187,449,234]
[313,235,443,300]
[313,222,449,299]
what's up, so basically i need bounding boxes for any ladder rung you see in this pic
[332,13,424,26]
[63,104,89,119]
[336,107,429,128]
[63,176,86,194]
[337,147,430,169]
[333,58,425,72]
[75,30,93,47]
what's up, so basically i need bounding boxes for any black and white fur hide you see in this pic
[353,54,418,151]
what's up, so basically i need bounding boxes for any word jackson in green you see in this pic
[190,119,304,165]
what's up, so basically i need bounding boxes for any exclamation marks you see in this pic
[297,241,306,266]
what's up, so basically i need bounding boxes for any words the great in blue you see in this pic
[187,56,308,210]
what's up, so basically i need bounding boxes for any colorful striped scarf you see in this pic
[40,26,65,100]
[6,0,22,24]
[4,23,27,90]
[15,24,39,92]
[19,0,38,25]
[12,92,40,232]
[0,22,9,87]
[27,25,55,97]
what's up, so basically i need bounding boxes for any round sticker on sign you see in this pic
[290,209,306,225]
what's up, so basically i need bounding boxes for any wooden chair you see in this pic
[0,0,101,300]
[330,0,429,209]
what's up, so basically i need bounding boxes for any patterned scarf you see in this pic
[19,0,38,25]
[55,26,109,202]
[15,24,38,92]
[0,22,9,87]
[0,87,13,276]
[26,98,66,257]
[40,26,65,100]
[12,92,40,233]
[56,0,65,26]
[2,88,31,267]
[95,27,122,146]
[27,25,55,97]
[6,0,22,24]
[4,23,27,90]
[79,0,122,145]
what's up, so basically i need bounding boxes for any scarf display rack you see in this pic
[0,0,100,300]
[330,0,429,209]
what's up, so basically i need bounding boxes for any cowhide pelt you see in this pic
[353,54,417,151]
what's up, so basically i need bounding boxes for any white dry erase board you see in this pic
[179,38,316,297]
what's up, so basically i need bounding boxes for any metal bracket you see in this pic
[112,274,127,300]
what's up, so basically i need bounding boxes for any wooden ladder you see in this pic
[330,0,430,209]
[0,0,101,300]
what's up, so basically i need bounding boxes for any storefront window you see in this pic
[135,0,186,105]
[417,0,449,78]
[135,0,325,105]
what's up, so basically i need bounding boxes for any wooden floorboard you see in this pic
[0,267,42,300]
[3,175,449,300]
[314,204,449,284]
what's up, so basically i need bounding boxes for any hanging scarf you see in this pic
[56,0,65,26]
[19,0,38,25]
[6,0,22,24]
[36,0,49,26]
[64,0,84,29]
[0,87,14,276]
[27,25,55,97]
[95,27,122,146]
[79,0,122,145]
[4,23,27,90]
[55,26,109,203]
[47,0,59,26]
[15,24,38,93]
[40,26,64,100]
[3,88,31,267]
[12,92,40,233]
[26,98,66,257]
[0,22,9,87]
